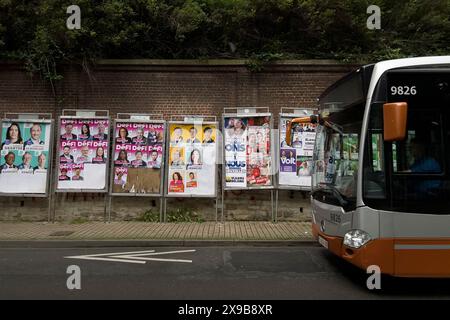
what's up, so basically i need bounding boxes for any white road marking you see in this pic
[66,256,146,264]
[64,249,196,264]
[116,249,196,257]
[112,256,193,263]
[66,249,156,257]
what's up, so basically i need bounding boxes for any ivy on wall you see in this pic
[1,0,449,83]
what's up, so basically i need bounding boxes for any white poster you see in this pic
[167,123,217,196]
[0,120,52,194]
[279,116,316,188]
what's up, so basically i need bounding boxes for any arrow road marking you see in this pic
[65,249,196,264]
[109,249,197,263]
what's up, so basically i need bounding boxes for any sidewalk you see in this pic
[0,221,313,243]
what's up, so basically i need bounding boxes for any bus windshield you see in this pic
[312,102,364,211]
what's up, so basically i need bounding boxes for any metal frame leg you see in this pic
[163,197,167,222]
[221,188,224,223]
[270,190,275,222]
[47,192,53,223]
[275,189,279,223]
[215,196,219,222]
[159,197,163,223]
[107,194,112,223]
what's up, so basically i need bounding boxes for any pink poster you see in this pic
[112,121,165,194]
[57,118,110,190]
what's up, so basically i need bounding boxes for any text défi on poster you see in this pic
[112,121,165,195]
[57,118,110,190]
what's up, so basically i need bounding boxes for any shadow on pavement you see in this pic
[320,250,450,299]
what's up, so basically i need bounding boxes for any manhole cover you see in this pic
[49,231,75,236]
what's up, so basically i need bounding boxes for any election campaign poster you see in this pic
[278,116,316,188]
[0,120,52,194]
[224,115,273,188]
[112,121,165,195]
[57,118,110,190]
[167,122,217,196]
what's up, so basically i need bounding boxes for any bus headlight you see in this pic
[343,230,371,249]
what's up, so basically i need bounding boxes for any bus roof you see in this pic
[318,64,374,111]
[319,56,450,111]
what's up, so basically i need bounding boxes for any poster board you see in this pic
[222,111,274,190]
[110,118,165,196]
[0,116,53,196]
[56,112,110,192]
[278,113,317,190]
[165,119,218,197]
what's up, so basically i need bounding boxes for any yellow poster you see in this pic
[167,122,217,196]
[169,146,185,166]
[201,125,216,143]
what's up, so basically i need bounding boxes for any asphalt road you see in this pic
[1,244,450,300]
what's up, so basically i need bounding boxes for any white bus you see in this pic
[287,56,450,277]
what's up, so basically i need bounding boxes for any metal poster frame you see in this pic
[108,113,166,222]
[0,113,54,221]
[164,115,219,222]
[52,109,110,222]
[275,107,316,222]
[221,107,275,221]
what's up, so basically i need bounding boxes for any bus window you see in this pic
[391,112,444,204]
[371,133,383,172]
[364,99,448,212]
[363,103,386,200]
[392,113,443,175]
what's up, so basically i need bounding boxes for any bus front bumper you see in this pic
[312,222,450,277]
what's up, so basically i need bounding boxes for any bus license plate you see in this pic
[318,236,329,249]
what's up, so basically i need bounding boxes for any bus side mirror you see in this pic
[286,116,314,146]
[383,102,408,141]
[286,121,293,146]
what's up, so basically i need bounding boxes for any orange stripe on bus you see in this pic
[312,223,450,277]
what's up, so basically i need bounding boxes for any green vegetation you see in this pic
[166,207,205,223]
[1,0,449,80]
[135,207,204,222]
[135,209,160,222]
[70,216,89,224]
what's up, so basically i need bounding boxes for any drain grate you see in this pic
[49,231,75,236]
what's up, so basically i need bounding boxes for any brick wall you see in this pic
[0,59,356,222]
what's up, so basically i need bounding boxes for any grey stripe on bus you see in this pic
[394,244,450,250]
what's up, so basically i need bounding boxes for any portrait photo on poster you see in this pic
[112,121,165,195]
[224,115,272,189]
[0,120,52,194]
[167,122,217,196]
[278,116,316,188]
[57,118,110,191]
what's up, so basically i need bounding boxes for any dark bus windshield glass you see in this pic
[312,103,364,211]
[364,70,450,214]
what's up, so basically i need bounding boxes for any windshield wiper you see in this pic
[311,115,344,135]
[325,121,344,135]
[312,185,351,209]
